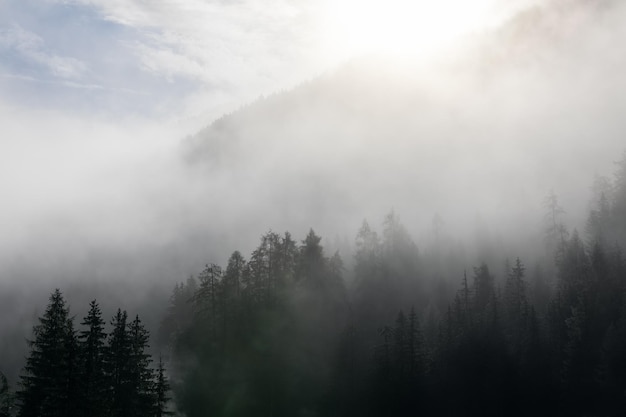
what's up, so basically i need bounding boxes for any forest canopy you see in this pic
[151,152,626,416]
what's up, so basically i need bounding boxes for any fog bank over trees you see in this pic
[2,1,626,414]
[2,0,624,286]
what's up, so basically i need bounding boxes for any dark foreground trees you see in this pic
[17,289,78,417]
[16,291,171,417]
[0,372,13,417]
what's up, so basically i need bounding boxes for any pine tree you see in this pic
[276,232,298,287]
[159,277,197,348]
[128,315,154,417]
[78,300,108,417]
[154,356,173,417]
[393,310,408,383]
[194,263,222,340]
[586,176,611,247]
[243,233,280,307]
[297,229,327,290]
[327,251,347,305]
[17,289,79,417]
[223,251,246,301]
[544,190,569,264]
[354,220,381,278]
[504,258,529,355]
[64,319,80,417]
[558,231,592,308]
[407,306,424,382]
[611,151,626,249]
[472,263,495,318]
[221,251,246,338]
[0,371,13,417]
[105,309,132,417]
[374,324,394,414]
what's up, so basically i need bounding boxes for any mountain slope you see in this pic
[181,0,626,247]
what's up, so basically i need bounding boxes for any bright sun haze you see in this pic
[322,0,500,59]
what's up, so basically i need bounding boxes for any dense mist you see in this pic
[3,1,625,285]
[2,0,626,415]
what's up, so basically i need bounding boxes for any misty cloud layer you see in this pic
[1,0,626,387]
[1,1,625,283]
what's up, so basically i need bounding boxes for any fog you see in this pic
[1,0,626,410]
[183,0,626,250]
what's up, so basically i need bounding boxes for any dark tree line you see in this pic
[5,290,172,417]
[160,230,348,416]
[158,153,626,416]
[4,153,626,416]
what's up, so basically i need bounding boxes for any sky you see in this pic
[0,0,318,125]
[0,0,534,126]
[6,0,623,284]
[5,0,624,273]
[0,0,539,261]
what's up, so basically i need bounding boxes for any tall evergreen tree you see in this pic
[297,229,327,290]
[17,289,79,417]
[128,315,154,417]
[159,276,197,350]
[472,263,495,318]
[504,258,529,355]
[154,356,173,417]
[544,190,569,264]
[105,309,132,417]
[0,371,13,417]
[222,251,245,301]
[78,300,108,417]
[194,264,222,339]
[407,306,425,382]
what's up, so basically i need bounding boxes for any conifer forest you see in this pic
[2,153,625,416]
[3,1,626,417]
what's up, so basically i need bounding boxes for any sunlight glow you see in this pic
[321,0,500,59]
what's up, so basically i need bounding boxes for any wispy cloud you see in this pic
[0,0,323,122]
[0,0,538,122]
[0,24,87,79]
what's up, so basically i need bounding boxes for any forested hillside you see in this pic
[2,2,626,416]
[5,152,623,416]
[181,0,626,249]
[153,153,626,416]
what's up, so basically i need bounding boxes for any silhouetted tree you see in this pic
[128,315,154,417]
[105,309,132,417]
[297,229,326,288]
[154,356,173,417]
[78,300,108,417]
[17,289,79,417]
[504,258,528,355]
[0,371,13,417]
[544,190,568,264]
[159,276,197,348]
[472,263,495,318]
[194,263,222,340]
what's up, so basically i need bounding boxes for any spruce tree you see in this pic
[105,309,132,417]
[78,300,108,417]
[154,356,173,417]
[504,258,528,355]
[0,371,13,417]
[194,264,222,339]
[128,315,154,417]
[472,263,495,318]
[17,289,79,417]
[297,229,327,290]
